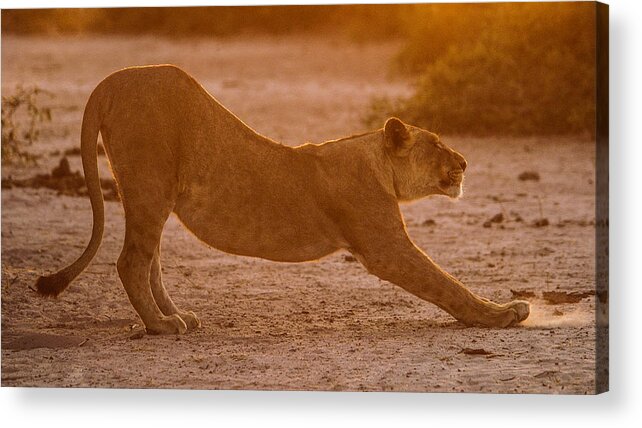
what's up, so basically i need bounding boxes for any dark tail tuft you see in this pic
[35,273,72,297]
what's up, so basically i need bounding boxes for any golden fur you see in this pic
[36,65,530,334]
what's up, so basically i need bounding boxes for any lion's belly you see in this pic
[174,197,345,263]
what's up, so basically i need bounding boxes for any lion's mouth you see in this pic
[446,183,463,198]
[440,171,464,198]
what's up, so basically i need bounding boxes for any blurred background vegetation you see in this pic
[2,3,596,136]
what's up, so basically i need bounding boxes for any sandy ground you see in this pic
[1,35,604,393]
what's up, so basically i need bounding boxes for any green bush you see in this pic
[377,3,597,136]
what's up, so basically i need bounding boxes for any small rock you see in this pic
[518,171,540,181]
[343,255,357,262]
[460,348,493,356]
[533,218,549,227]
[483,213,504,228]
[422,219,436,227]
[510,289,536,299]
[534,370,558,379]
[51,157,72,178]
[543,290,594,304]
[490,213,504,223]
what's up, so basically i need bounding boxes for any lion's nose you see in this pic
[454,153,467,171]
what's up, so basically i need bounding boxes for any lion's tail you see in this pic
[35,91,105,297]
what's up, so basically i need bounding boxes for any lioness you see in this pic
[36,65,530,334]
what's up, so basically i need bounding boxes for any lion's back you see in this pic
[94,65,208,114]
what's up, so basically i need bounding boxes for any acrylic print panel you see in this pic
[1,2,608,393]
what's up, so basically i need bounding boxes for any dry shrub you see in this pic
[1,87,53,164]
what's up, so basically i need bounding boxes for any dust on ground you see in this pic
[1,35,604,393]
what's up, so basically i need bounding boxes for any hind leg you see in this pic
[118,214,187,335]
[150,244,201,330]
[115,178,186,334]
[105,128,191,334]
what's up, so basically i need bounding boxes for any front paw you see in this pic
[507,300,530,324]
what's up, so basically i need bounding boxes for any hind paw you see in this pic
[178,311,201,330]
[145,314,188,335]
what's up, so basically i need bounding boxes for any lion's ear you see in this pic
[384,117,414,156]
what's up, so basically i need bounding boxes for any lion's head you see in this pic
[383,117,467,201]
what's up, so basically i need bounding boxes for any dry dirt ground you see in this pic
[1,35,603,393]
